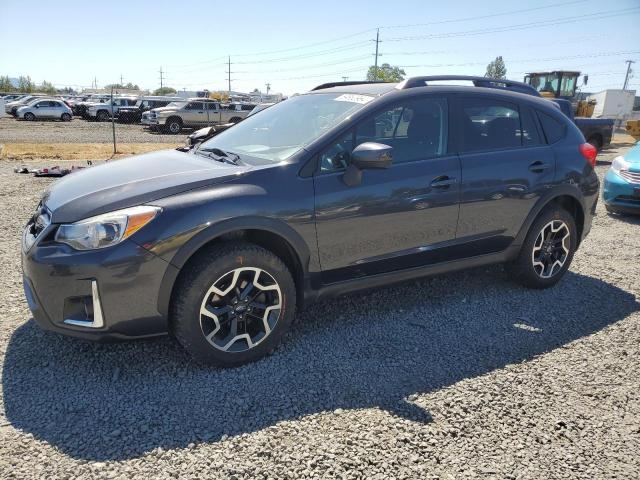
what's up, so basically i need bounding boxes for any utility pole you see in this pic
[226,56,232,95]
[373,28,380,80]
[120,74,124,86]
[159,66,164,90]
[623,60,635,90]
[265,82,271,95]
[342,76,349,82]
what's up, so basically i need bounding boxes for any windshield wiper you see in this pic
[197,147,241,165]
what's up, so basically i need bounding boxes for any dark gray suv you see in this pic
[22,76,599,366]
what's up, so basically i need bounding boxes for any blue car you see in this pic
[604,142,640,214]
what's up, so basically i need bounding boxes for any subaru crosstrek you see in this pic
[22,76,599,366]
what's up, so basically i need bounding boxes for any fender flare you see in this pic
[512,185,585,248]
[157,215,312,318]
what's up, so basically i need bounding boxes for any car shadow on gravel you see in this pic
[3,267,638,461]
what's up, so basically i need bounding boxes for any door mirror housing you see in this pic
[343,142,393,187]
[351,142,393,170]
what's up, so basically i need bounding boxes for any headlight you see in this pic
[55,205,161,250]
[611,156,630,174]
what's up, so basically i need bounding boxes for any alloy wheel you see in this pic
[531,220,570,279]
[199,267,282,352]
[169,122,181,133]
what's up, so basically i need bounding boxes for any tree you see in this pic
[0,75,15,92]
[485,56,507,79]
[17,75,35,93]
[366,63,406,82]
[38,80,57,95]
[153,86,177,95]
[105,82,140,91]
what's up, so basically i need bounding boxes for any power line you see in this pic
[381,0,587,29]
[385,8,639,42]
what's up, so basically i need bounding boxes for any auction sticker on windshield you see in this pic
[334,94,374,104]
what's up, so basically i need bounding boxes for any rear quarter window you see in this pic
[536,111,566,144]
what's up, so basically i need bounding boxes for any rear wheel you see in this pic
[96,110,110,122]
[171,243,296,366]
[229,116,242,124]
[61,113,71,122]
[24,112,35,121]
[587,134,603,152]
[507,207,577,288]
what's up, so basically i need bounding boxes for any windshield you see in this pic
[199,93,373,163]
[166,101,186,108]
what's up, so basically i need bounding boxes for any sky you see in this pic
[0,0,639,95]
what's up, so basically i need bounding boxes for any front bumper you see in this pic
[603,169,640,212]
[21,222,178,341]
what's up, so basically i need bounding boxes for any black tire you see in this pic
[229,116,242,124]
[171,242,296,366]
[96,110,110,122]
[24,112,35,121]
[507,206,577,289]
[61,113,71,122]
[587,134,603,152]
[165,117,183,134]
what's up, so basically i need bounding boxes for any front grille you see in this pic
[619,170,640,184]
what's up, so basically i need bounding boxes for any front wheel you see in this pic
[507,207,577,289]
[171,243,296,366]
[61,113,71,121]
[165,118,183,134]
[23,112,35,121]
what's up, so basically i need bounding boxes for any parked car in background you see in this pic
[5,94,47,116]
[225,102,257,122]
[1,94,26,103]
[86,96,138,121]
[603,142,640,215]
[179,103,275,150]
[73,95,109,117]
[21,76,599,366]
[117,96,182,123]
[17,99,73,121]
[147,98,244,133]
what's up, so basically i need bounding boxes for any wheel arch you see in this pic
[514,189,586,250]
[158,217,310,318]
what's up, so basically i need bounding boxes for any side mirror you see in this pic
[343,142,393,186]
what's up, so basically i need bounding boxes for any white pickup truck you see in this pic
[148,99,255,133]
[85,96,138,121]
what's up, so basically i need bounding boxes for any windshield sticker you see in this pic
[334,94,374,104]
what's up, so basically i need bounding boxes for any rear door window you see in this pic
[460,98,521,152]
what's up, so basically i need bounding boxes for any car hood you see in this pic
[624,143,640,169]
[150,107,178,114]
[43,149,251,223]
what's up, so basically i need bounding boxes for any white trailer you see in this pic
[587,89,636,119]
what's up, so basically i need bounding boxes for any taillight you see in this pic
[579,143,597,168]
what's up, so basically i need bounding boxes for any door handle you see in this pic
[430,176,457,189]
[529,161,550,173]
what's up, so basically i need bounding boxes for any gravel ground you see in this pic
[0,146,639,479]
[0,116,190,144]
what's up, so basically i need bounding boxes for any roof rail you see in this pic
[396,75,541,97]
[311,81,390,91]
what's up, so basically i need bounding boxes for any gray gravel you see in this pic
[0,116,189,144]
[1,146,639,479]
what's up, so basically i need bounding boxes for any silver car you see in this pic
[17,99,73,121]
